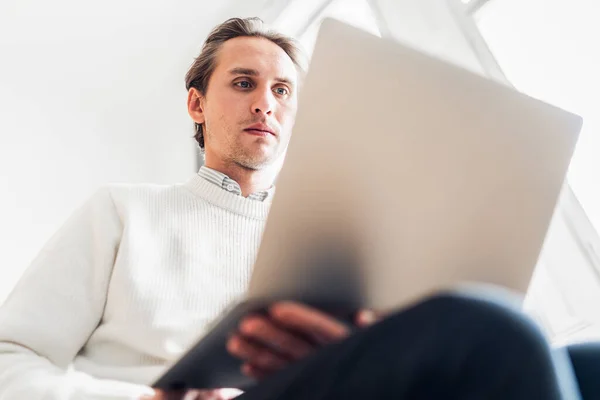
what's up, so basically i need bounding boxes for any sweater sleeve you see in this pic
[0,187,154,400]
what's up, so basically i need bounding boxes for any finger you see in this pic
[144,389,238,400]
[140,390,173,400]
[182,391,203,400]
[269,302,350,344]
[184,390,226,400]
[226,333,288,371]
[239,314,314,360]
[142,390,187,400]
[355,309,379,328]
[217,388,244,400]
[182,390,239,400]
[241,362,271,380]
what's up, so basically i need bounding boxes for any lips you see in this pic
[244,123,276,136]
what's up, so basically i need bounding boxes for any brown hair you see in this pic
[185,17,306,150]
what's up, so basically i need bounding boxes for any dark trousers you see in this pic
[238,293,597,400]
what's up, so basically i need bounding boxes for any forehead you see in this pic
[213,36,298,83]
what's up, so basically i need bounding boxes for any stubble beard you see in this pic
[232,143,279,170]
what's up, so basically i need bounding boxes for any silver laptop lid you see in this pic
[247,19,582,312]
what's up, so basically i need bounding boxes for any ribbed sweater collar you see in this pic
[183,172,272,221]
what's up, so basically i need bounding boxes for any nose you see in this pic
[251,88,275,116]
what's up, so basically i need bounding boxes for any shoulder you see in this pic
[101,181,183,200]
[91,181,195,216]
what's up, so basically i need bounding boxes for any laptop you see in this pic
[153,18,582,391]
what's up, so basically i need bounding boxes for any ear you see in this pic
[187,87,206,125]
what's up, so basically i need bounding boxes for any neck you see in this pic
[203,158,279,197]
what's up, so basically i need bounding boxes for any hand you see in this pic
[227,302,380,380]
[141,388,242,400]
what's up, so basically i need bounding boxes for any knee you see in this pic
[375,293,548,354]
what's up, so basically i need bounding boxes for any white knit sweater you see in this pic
[0,172,271,399]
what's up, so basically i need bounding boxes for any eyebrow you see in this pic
[229,67,295,86]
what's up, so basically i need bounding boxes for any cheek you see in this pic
[207,97,239,131]
[219,93,250,122]
[278,106,298,131]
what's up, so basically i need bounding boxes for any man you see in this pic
[0,17,597,400]
[0,16,369,400]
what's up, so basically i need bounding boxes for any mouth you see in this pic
[244,124,276,137]
[244,129,273,137]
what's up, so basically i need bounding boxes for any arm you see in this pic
[0,187,153,400]
[147,305,376,400]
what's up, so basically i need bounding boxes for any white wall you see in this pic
[0,0,275,302]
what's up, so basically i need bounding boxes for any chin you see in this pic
[239,145,278,165]
[236,152,277,170]
[232,152,266,168]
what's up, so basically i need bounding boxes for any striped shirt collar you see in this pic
[197,166,273,202]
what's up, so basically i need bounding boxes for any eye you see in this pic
[235,80,253,89]
[274,86,289,96]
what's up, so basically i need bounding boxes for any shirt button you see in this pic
[226,184,235,191]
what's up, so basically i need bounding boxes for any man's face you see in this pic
[189,36,299,170]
